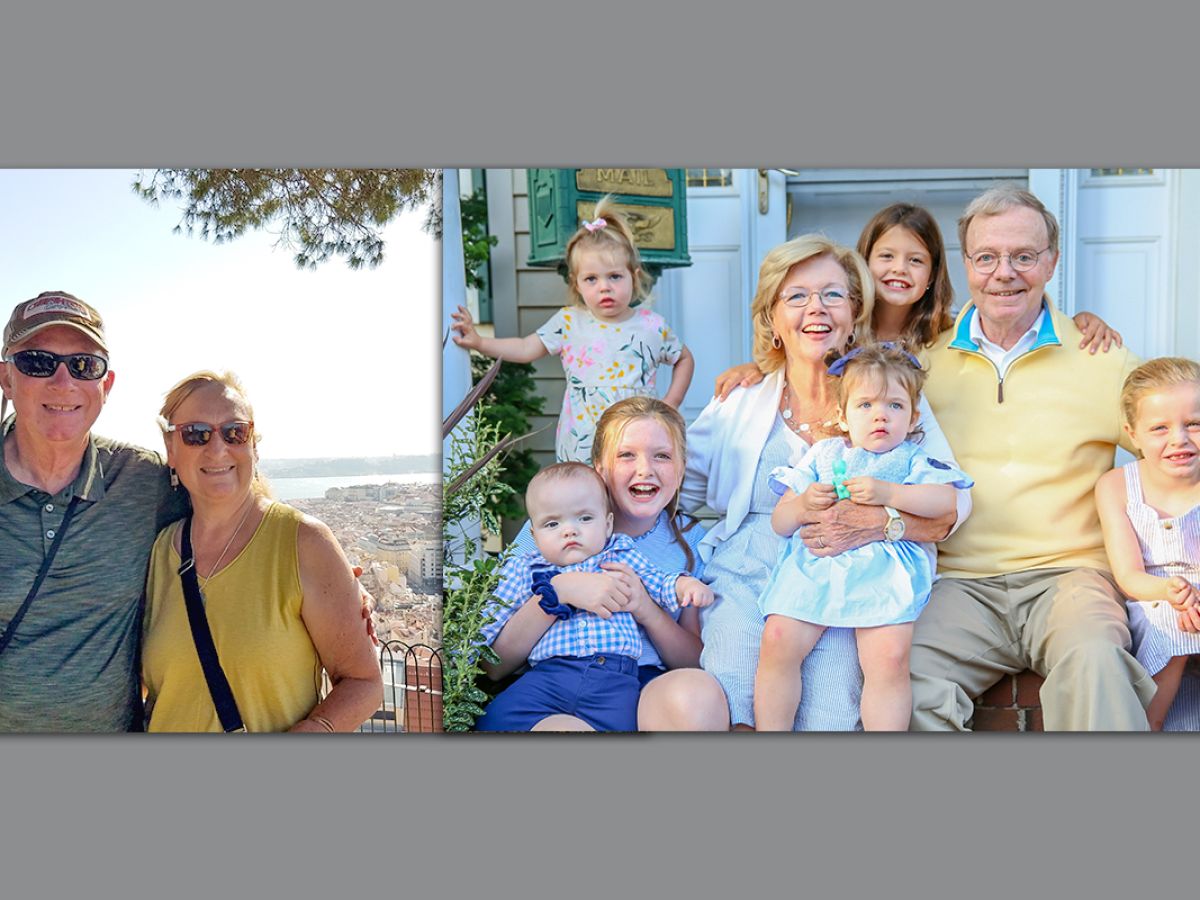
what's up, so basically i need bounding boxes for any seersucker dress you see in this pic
[1121,461,1200,731]
[759,438,972,627]
[699,416,865,730]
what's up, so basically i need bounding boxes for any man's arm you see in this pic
[797,500,955,557]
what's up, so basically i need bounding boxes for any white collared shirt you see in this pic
[969,306,1046,378]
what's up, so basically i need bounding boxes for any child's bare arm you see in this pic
[1095,468,1186,605]
[771,485,835,537]
[843,478,955,518]
[663,345,695,408]
[714,361,765,401]
[450,304,549,363]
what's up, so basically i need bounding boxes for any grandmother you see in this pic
[641,235,970,730]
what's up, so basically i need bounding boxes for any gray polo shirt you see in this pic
[0,420,188,732]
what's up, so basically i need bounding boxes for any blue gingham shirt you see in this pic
[480,533,682,663]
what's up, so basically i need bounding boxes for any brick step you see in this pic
[971,670,1045,732]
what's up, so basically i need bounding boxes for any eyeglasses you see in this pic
[163,420,254,447]
[966,247,1053,274]
[4,349,109,380]
[780,287,850,308]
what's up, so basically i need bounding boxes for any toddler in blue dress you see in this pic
[754,344,972,731]
[477,462,713,731]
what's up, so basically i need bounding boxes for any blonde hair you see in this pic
[834,343,928,443]
[749,234,874,373]
[526,461,611,516]
[958,183,1060,254]
[563,195,648,306]
[590,396,698,572]
[1120,357,1200,427]
[159,369,271,499]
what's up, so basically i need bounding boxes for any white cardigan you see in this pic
[681,369,971,563]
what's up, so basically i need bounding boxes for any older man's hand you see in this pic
[799,501,885,556]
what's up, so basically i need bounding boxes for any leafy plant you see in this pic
[461,187,498,291]
[470,354,543,523]
[441,361,520,731]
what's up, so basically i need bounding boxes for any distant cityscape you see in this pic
[282,476,441,650]
[261,454,440,478]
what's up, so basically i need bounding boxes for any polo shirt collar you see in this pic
[0,415,107,504]
[949,300,1061,352]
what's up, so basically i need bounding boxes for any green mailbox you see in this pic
[526,169,691,284]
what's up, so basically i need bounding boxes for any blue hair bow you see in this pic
[827,342,922,377]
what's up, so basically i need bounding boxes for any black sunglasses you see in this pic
[4,349,109,380]
[164,420,254,447]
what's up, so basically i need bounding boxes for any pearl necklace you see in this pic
[780,383,838,436]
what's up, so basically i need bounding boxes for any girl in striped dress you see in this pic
[1096,357,1200,730]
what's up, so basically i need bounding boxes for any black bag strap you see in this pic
[179,515,246,733]
[0,496,81,656]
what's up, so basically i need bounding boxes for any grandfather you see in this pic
[0,292,182,732]
[910,185,1156,731]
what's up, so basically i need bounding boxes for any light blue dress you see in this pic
[760,438,973,627]
[700,417,867,730]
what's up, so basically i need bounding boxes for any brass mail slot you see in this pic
[575,168,673,198]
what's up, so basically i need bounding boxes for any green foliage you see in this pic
[441,406,513,731]
[471,354,543,522]
[132,168,435,269]
[461,187,497,292]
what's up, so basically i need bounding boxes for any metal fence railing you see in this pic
[358,641,443,733]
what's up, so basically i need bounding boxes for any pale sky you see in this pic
[0,169,439,460]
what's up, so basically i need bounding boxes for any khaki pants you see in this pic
[910,568,1156,731]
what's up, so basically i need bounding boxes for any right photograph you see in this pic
[441,167,1200,733]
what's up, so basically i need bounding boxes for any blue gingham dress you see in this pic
[699,416,864,730]
[1121,462,1200,730]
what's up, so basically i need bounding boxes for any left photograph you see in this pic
[0,169,442,733]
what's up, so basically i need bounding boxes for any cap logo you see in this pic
[23,295,92,321]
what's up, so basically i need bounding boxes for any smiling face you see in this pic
[963,205,1058,339]
[869,225,933,312]
[598,416,685,530]
[573,246,636,322]
[0,325,114,447]
[1126,382,1200,480]
[526,469,614,566]
[164,381,256,506]
[839,371,919,453]
[771,255,856,364]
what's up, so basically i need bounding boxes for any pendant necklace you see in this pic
[198,497,258,583]
[780,383,838,436]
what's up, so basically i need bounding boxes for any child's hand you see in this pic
[844,476,892,507]
[803,482,838,510]
[449,304,482,350]
[1166,576,1197,611]
[715,362,764,401]
[599,562,651,618]
[1178,604,1200,633]
[549,571,631,619]
[1073,311,1123,354]
[676,575,715,608]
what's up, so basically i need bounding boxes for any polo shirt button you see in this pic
[46,529,56,539]
[45,503,54,513]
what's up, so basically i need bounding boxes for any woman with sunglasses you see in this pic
[141,370,382,732]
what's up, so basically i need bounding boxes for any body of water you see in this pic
[270,472,439,501]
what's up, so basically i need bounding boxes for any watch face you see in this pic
[885,514,905,541]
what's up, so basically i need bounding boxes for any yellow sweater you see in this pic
[143,502,322,732]
[922,302,1139,579]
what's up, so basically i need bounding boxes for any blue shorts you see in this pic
[476,654,640,732]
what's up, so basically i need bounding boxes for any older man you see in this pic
[909,185,1156,731]
[0,291,183,732]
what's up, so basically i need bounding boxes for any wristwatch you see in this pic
[883,506,905,542]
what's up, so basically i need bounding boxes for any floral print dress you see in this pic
[536,306,684,463]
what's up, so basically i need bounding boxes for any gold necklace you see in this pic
[198,497,259,583]
[779,383,838,436]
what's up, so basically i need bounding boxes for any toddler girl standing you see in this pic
[753,343,972,731]
[1096,357,1200,730]
[451,196,694,463]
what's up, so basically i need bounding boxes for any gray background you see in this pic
[3,0,1197,896]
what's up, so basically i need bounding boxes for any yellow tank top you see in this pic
[143,502,322,732]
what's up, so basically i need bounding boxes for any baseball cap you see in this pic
[3,291,108,355]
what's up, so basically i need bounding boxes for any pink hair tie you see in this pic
[582,218,608,233]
